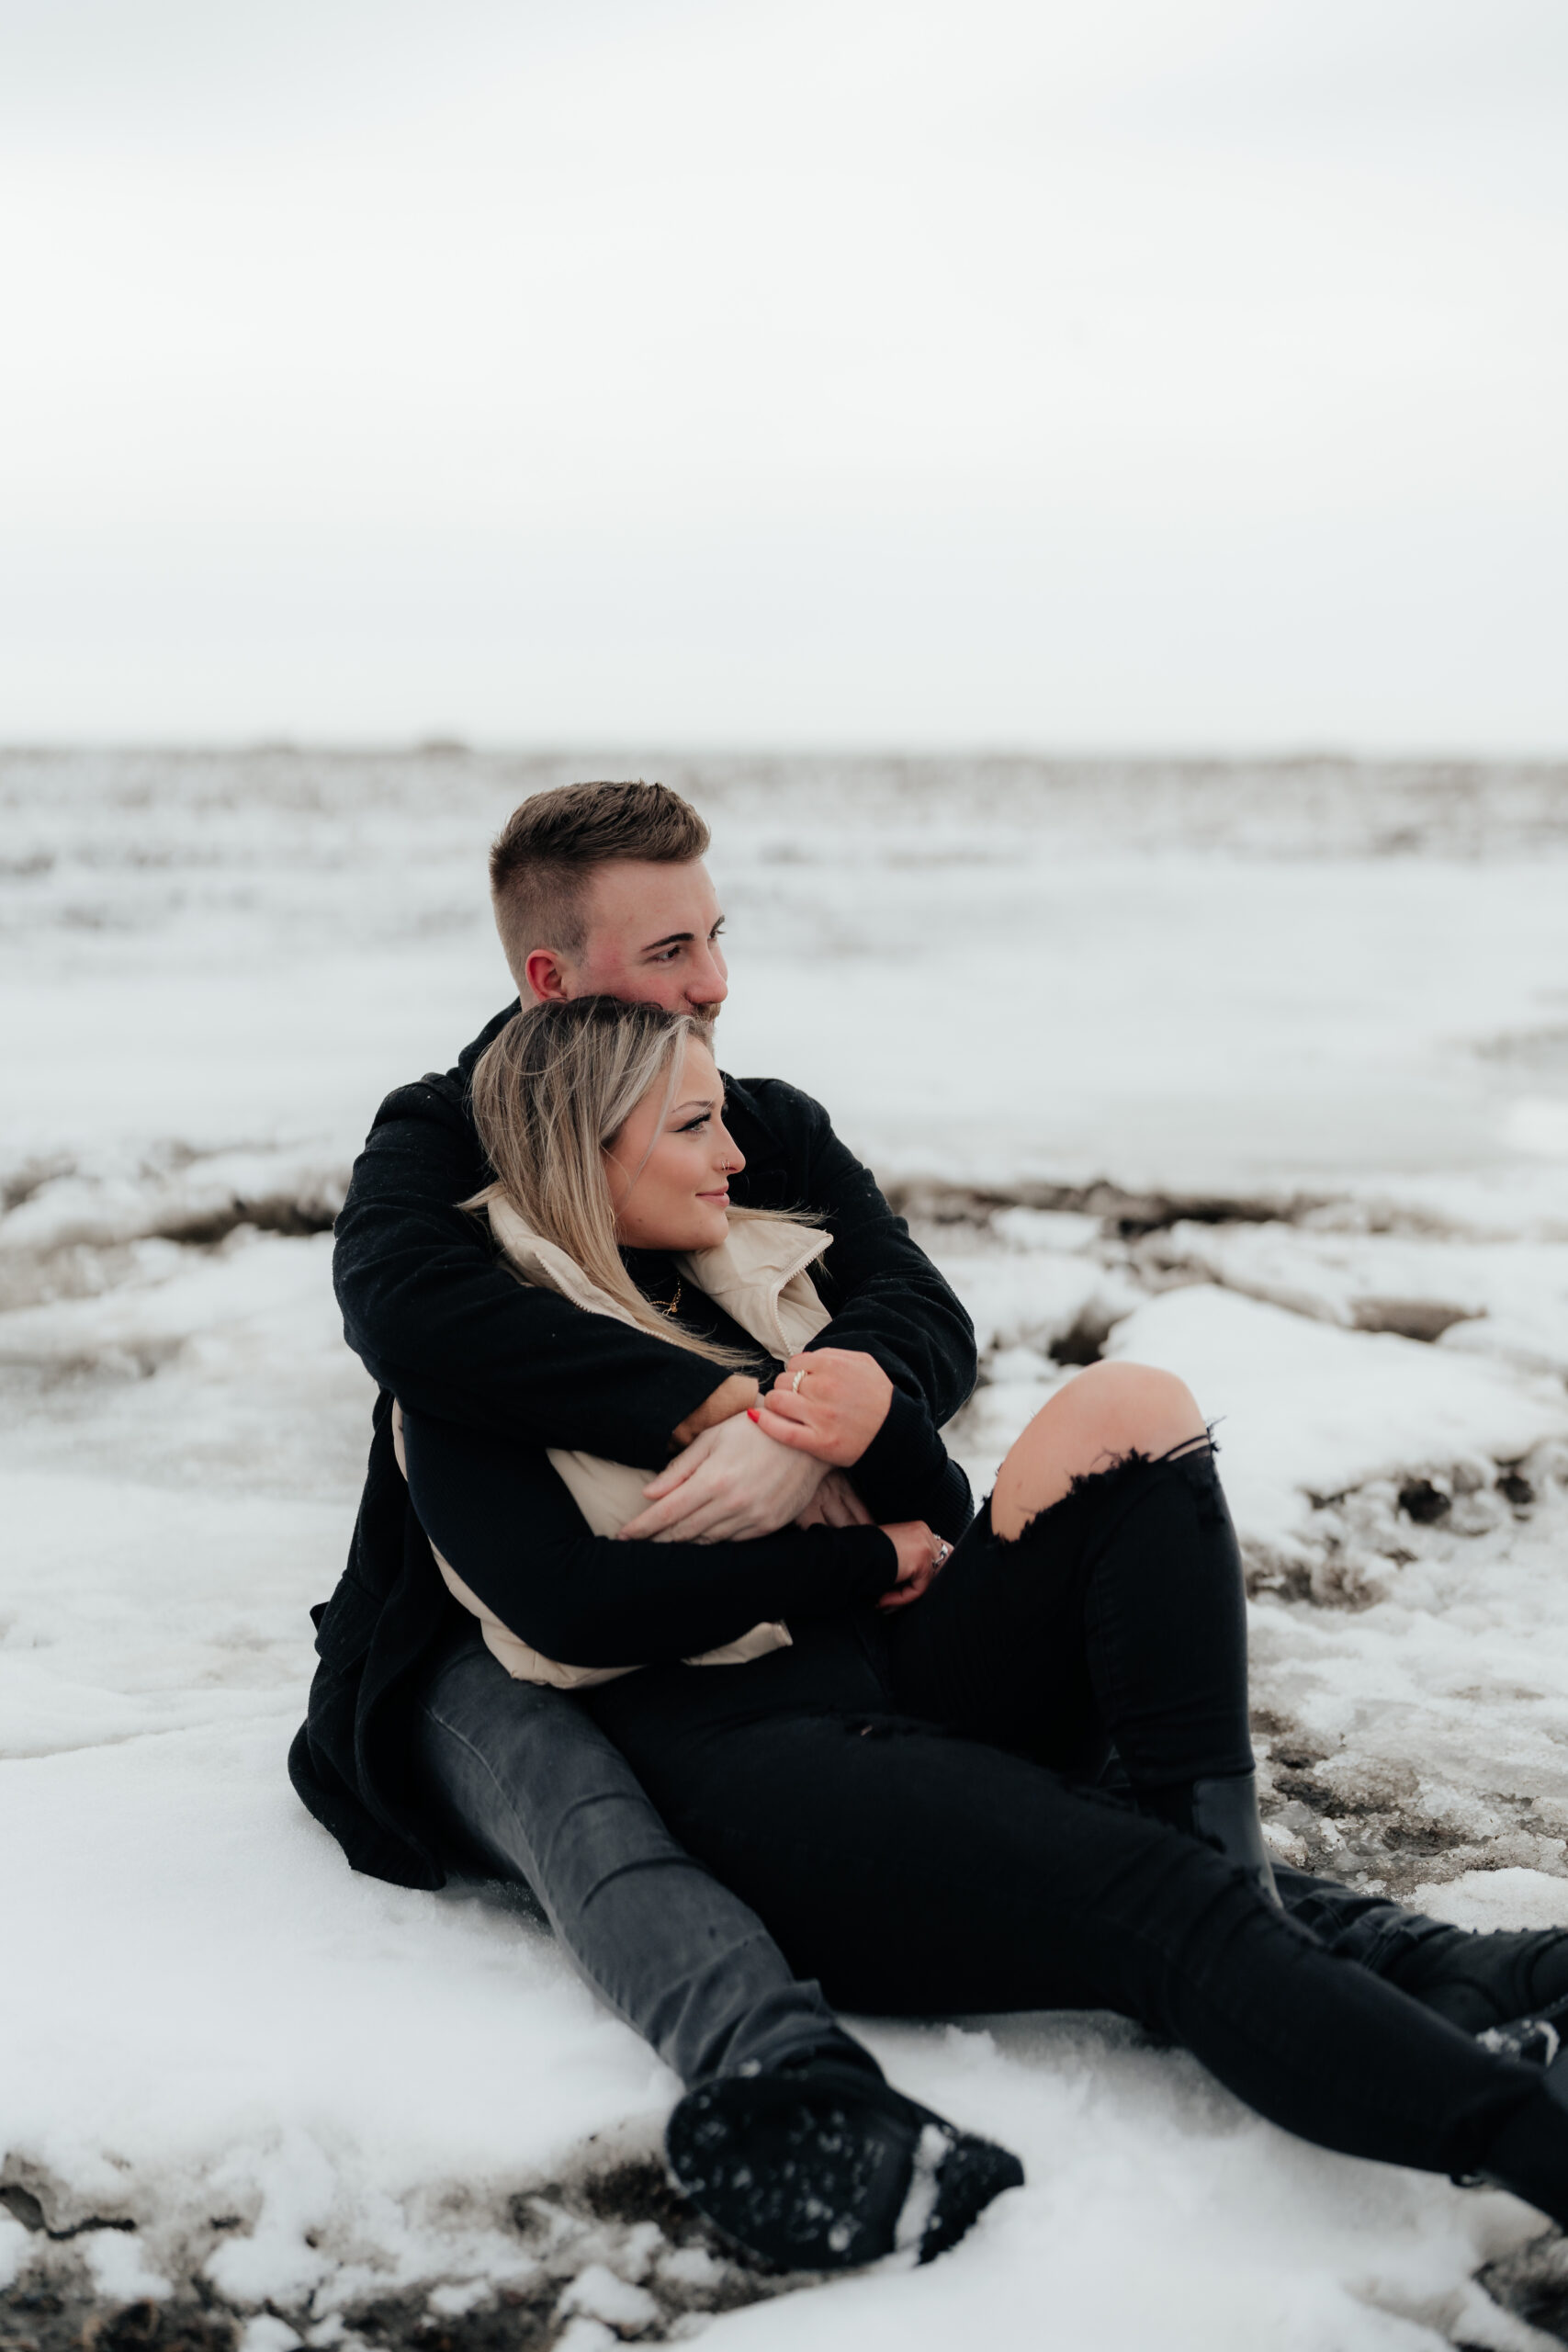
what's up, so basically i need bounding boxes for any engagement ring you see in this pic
[791,1368,809,1393]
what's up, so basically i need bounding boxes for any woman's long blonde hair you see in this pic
[465,996,794,1367]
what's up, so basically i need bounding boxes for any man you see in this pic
[291,781,1568,2267]
[292,780,1021,2267]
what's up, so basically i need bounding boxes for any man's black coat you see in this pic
[288,1005,978,1890]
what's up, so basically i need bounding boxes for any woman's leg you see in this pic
[583,1679,1565,2215]
[988,1359,1208,1539]
[897,1369,1568,2033]
[883,1363,1274,1885]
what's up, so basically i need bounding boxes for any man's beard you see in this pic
[690,1001,720,1029]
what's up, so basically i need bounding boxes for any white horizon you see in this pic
[3,0,1564,750]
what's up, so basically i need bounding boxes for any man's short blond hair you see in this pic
[489,781,711,986]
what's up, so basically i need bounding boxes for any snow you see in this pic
[1101,1283,1568,1558]
[558,2266,662,2329]
[5,750,1568,2350]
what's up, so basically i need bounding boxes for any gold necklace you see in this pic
[660,1282,682,1317]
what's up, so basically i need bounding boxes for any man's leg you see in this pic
[410,1628,1030,2270]
[411,1619,874,2087]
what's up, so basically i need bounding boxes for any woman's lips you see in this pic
[697,1189,730,1205]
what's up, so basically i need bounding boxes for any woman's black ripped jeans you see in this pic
[586,1442,1543,2186]
[875,1434,1256,1794]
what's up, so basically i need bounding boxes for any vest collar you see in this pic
[675,1216,828,1329]
[485,1195,828,1337]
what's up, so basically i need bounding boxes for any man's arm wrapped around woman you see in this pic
[398,1407,901,1668]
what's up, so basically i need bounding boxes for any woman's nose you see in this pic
[716,1120,744,1175]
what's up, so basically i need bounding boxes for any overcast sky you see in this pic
[2,0,1564,749]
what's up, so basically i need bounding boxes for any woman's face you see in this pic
[606,1037,744,1253]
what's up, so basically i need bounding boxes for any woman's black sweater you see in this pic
[400,1246,972,1672]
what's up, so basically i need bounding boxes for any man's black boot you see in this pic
[1387,1926,1568,2035]
[1478,2045,1568,2229]
[1481,2003,1568,2069]
[665,2056,1024,2271]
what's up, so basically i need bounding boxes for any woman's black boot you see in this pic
[1144,1769,1280,1905]
[665,2056,1024,2270]
[1192,1770,1280,1905]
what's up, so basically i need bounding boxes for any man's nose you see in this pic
[686,945,728,1006]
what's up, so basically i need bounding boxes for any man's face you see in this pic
[556,857,729,1016]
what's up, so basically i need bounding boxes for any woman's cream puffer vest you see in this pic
[392,1198,832,1689]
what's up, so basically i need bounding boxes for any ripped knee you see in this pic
[989,1363,1212,1544]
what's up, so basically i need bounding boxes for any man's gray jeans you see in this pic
[412,1619,868,2086]
[412,1618,1453,2088]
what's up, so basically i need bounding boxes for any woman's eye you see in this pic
[678,1114,710,1134]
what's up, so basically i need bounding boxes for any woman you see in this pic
[400,996,1568,2268]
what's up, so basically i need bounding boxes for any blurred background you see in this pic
[2,0,1565,749]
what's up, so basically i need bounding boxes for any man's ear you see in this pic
[523,946,573,1003]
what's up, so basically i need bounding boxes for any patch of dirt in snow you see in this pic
[0,1149,349,1316]
[0,2162,794,2352]
[895,1173,1336,1239]
[1129,1220,1568,1379]
[1246,1471,1568,1899]
[1475,2233,1568,2346]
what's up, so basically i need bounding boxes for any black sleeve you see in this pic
[754,1081,976,1425]
[400,1408,899,1667]
[333,1079,722,1458]
[850,1386,974,1537]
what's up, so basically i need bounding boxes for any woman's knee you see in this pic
[990,1360,1206,1541]
[1067,1360,1205,1456]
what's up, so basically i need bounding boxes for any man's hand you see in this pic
[671,1373,760,1451]
[619,1413,831,1543]
[753,1348,894,1467]
[876,1520,950,1612]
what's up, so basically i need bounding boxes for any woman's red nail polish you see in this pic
[746,1407,761,1422]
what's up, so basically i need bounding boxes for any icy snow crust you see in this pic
[5,749,1568,2349]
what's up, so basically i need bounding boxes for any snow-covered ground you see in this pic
[5,749,1568,2351]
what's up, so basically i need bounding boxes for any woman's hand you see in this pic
[753,1348,894,1467]
[621,1414,829,1543]
[876,1520,951,1612]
